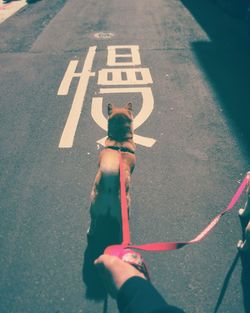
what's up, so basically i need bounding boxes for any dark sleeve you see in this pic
[117,276,185,313]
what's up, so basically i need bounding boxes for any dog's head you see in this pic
[107,103,134,141]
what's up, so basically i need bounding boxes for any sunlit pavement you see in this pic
[0,0,26,24]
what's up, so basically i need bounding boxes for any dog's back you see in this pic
[88,103,135,243]
[99,148,120,176]
[89,149,121,236]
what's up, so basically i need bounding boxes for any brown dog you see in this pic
[87,103,136,241]
[238,172,250,252]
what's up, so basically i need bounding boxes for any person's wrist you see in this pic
[94,255,146,298]
[114,262,146,290]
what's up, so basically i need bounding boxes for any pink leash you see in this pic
[119,151,131,246]
[129,174,249,251]
[107,154,249,252]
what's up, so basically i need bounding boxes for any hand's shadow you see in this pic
[82,213,122,301]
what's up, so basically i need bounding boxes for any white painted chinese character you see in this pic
[58,46,96,148]
[107,45,141,66]
[98,68,153,85]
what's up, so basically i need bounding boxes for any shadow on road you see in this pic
[3,0,20,3]
[26,0,42,4]
[240,251,250,312]
[82,213,122,301]
[181,0,250,156]
[181,1,250,312]
[212,246,250,313]
[3,0,42,3]
[212,252,240,313]
[82,240,107,301]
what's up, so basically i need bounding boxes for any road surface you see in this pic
[0,1,250,313]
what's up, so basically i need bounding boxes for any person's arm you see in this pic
[117,276,184,313]
[94,255,185,313]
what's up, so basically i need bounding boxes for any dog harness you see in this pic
[105,146,135,154]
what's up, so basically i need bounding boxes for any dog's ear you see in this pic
[108,103,113,116]
[126,103,132,112]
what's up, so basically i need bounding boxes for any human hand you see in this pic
[94,254,146,298]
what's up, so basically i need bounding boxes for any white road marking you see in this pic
[91,87,156,147]
[58,60,81,96]
[98,68,153,85]
[91,97,107,130]
[58,45,156,148]
[0,0,26,24]
[107,45,141,66]
[58,46,96,148]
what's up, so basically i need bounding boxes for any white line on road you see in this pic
[58,46,97,148]
[0,0,27,24]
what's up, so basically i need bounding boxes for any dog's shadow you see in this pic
[82,213,122,301]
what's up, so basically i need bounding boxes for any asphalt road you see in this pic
[0,1,250,313]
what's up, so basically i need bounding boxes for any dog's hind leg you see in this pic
[87,202,97,239]
[239,187,250,218]
[90,169,102,202]
[238,176,250,252]
[239,173,250,218]
[237,221,250,252]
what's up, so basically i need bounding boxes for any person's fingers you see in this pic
[94,254,115,267]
